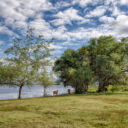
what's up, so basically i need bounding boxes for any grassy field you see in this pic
[0,93,128,128]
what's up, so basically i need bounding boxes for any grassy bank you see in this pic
[0,93,128,128]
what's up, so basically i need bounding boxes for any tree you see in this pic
[36,69,55,96]
[67,67,93,93]
[54,36,128,93]
[5,29,53,99]
[54,48,93,94]
[88,36,128,92]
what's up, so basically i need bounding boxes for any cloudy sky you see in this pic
[0,0,128,57]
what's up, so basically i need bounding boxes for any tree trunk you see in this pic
[97,78,107,92]
[97,83,104,92]
[97,77,110,92]
[83,84,88,93]
[44,86,47,97]
[75,85,81,94]
[75,84,88,94]
[18,84,24,99]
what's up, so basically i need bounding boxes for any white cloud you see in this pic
[105,0,125,16]
[27,13,128,46]
[111,15,128,35]
[29,19,51,31]
[55,1,71,9]
[0,41,4,45]
[0,0,27,27]
[72,0,103,7]
[111,6,124,16]
[72,0,92,7]
[99,16,115,23]
[52,27,70,40]
[86,6,107,17]
[51,49,64,55]
[77,19,90,25]
[105,0,117,5]
[0,26,14,36]
[98,14,128,38]
[119,0,128,5]
[29,18,69,40]
[29,18,52,38]
[0,0,128,58]
[67,26,113,40]
[60,41,81,47]
[19,0,53,12]
[51,18,72,26]
[52,8,84,26]
[0,0,53,31]
[49,44,63,49]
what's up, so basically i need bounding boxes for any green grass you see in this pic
[0,93,128,128]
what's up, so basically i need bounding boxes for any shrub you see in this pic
[109,85,128,92]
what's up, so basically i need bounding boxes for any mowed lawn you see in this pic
[0,93,128,128]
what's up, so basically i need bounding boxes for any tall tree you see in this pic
[54,48,93,94]
[54,36,128,93]
[88,36,128,92]
[5,29,53,99]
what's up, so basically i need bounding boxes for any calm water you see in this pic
[0,85,74,100]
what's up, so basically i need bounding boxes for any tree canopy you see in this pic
[88,36,128,92]
[54,48,93,93]
[54,36,128,93]
[4,29,53,99]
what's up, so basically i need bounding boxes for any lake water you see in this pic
[0,85,74,100]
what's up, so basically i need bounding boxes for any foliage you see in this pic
[0,62,18,85]
[88,36,128,92]
[54,36,128,93]
[36,69,55,96]
[4,29,53,99]
[109,85,128,92]
[54,48,93,93]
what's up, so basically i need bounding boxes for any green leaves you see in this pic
[54,47,93,93]
[88,36,128,92]
[54,35,128,93]
[36,69,55,87]
[4,28,53,87]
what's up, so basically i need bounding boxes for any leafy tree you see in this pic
[54,48,93,93]
[67,67,93,93]
[54,36,128,93]
[5,29,53,99]
[36,69,55,96]
[88,36,128,92]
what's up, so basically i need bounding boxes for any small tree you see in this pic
[36,69,55,96]
[5,29,53,99]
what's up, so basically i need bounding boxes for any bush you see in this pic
[109,85,128,92]
[122,86,128,91]
[88,85,98,92]
[109,85,120,92]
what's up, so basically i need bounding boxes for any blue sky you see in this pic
[0,0,128,57]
